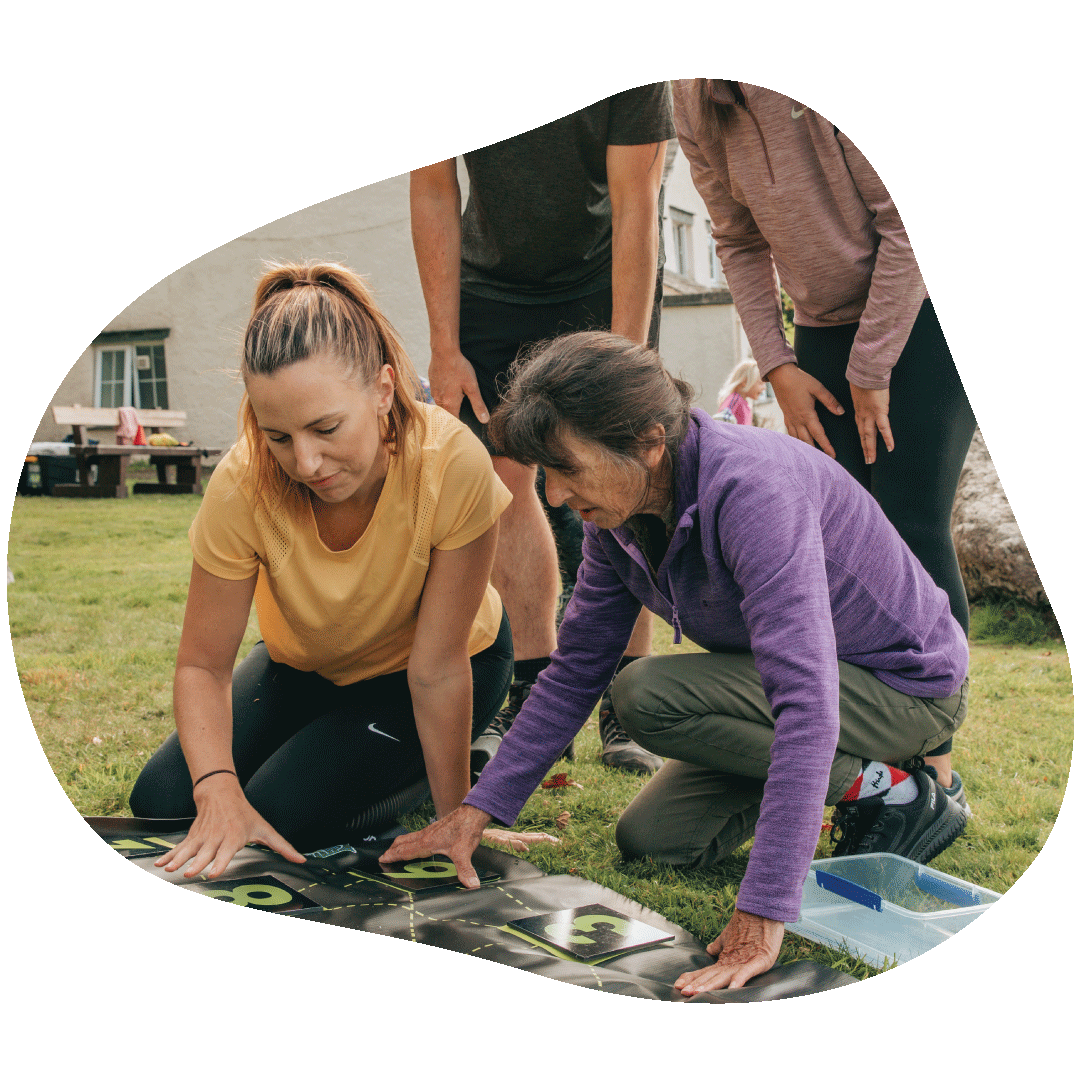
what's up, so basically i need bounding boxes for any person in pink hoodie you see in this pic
[714,358,765,425]
[673,79,976,807]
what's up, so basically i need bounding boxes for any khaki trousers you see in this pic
[610,651,967,868]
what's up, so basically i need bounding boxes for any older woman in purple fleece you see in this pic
[382,331,969,995]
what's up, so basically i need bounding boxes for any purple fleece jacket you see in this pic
[465,411,968,923]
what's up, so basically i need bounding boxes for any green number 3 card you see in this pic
[506,903,674,962]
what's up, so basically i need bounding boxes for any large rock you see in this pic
[951,429,1045,606]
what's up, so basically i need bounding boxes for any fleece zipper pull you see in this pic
[670,601,683,646]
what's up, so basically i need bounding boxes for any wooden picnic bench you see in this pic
[49,406,222,498]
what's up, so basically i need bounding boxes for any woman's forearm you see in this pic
[172,662,238,783]
[171,563,256,786]
[409,656,474,819]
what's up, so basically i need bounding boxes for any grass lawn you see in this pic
[7,485,1074,982]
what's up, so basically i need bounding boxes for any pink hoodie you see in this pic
[116,406,143,446]
[672,80,927,390]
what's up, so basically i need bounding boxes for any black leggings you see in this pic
[129,610,513,849]
[795,299,977,634]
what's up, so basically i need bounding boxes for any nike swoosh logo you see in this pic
[791,105,806,119]
[367,722,400,742]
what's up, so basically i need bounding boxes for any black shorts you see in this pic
[457,272,664,450]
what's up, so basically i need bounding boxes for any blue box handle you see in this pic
[815,870,882,912]
[914,869,981,908]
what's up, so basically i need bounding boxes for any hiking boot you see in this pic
[597,685,662,775]
[470,679,573,780]
[829,767,967,863]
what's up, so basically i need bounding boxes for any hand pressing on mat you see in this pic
[377,806,559,882]
[673,908,784,995]
[154,772,306,880]
[380,804,492,888]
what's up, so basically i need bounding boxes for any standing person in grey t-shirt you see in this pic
[410,83,675,776]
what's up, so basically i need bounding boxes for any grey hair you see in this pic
[487,331,696,511]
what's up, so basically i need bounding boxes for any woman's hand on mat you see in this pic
[379,804,492,888]
[481,827,560,853]
[673,908,784,995]
[767,362,844,458]
[849,383,893,465]
[154,775,306,880]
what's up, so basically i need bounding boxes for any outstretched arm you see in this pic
[672,89,843,455]
[410,160,488,422]
[607,140,666,345]
[407,524,499,819]
[155,561,305,879]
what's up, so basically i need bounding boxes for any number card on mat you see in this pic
[350,855,500,892]
[508,903,674,961]
[179,875,321,912]
[108,836,177,859]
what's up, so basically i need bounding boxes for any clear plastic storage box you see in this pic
[788,853,1001,968]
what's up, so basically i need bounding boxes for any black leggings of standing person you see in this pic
[799,295,976,760]
[795,299,977,634]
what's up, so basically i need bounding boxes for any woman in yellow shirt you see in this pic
[130,260,548,878]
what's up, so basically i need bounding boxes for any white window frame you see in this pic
[669,207,695,278]
[94,345,134,407]
[93,341,169,409]
[705,219,721,283]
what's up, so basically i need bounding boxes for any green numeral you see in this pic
[381,859,459,880]
[109,837,175,851]
[546,913,630,945]
[203,884,294,907]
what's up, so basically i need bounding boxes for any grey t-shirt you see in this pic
[460,82,675,304]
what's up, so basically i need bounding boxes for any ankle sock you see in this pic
[841,760,918,805]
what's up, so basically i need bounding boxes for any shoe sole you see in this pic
[600,747,663,775]
[907,799,968,864]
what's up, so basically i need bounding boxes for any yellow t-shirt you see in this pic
[189,403,512,685]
